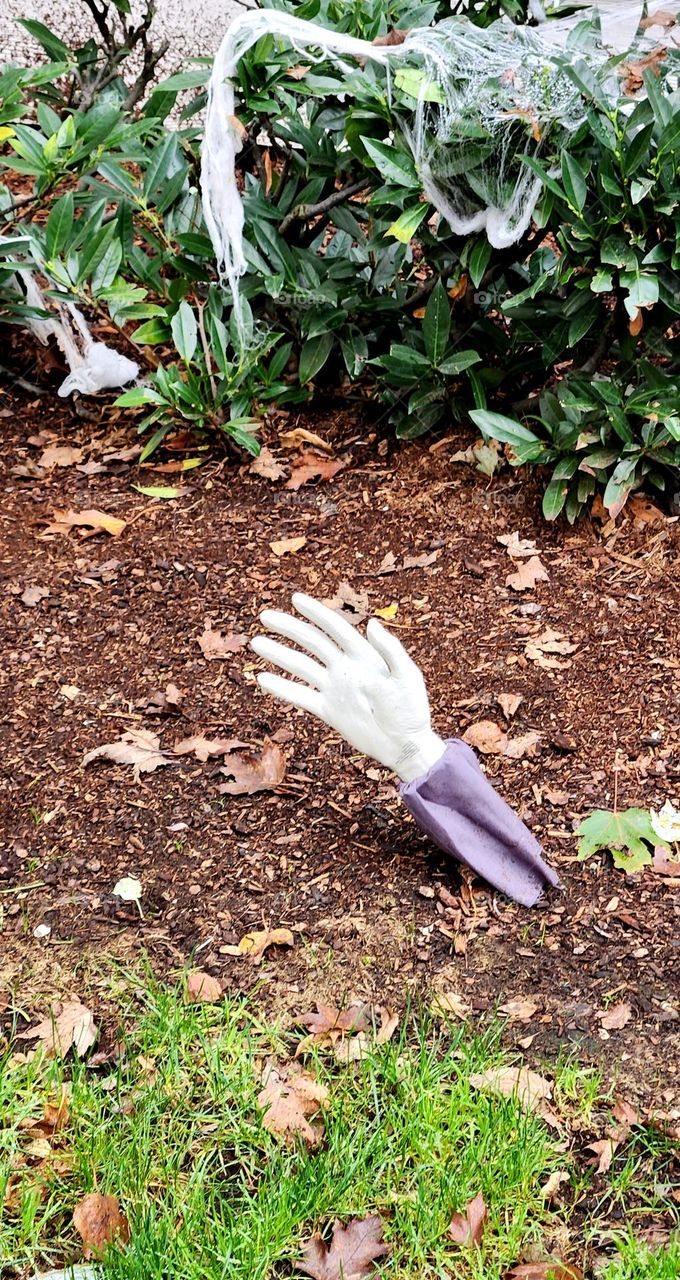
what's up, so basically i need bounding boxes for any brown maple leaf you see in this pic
[506,555,550,592]
[82,729,170,783]
[296,1001,371,1055]
[218,738,286,795]
[19,1000,98,1058]
[297,1215,390,1279]
[73,1192,130,1259]
[249,446,287,481]
[285,450,344,491]
[448,1191,486,1246]
[257,1061,329,1147]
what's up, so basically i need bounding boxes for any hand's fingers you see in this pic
[366,617,416,678]
[259,608,341,667]
[256,671,322,717]
[292,591,371,659]
[250,635,327,690]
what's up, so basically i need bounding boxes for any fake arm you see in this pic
[251,594,559,906]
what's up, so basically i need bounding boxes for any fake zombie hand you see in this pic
[251,593,445,783]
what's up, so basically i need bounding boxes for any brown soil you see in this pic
[1,385,679,1112]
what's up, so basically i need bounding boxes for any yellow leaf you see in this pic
[374,603,398,621]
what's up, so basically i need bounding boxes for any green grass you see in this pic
[599,1233,680,1279]
[1,975,677,1279]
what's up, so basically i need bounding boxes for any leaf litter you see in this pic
[82,729,170,782]
[19,1000,98,1058]
[296,1215,390,1279]
[448,1191,486,1246]
[218,738,286,795]
[73,1192,130,1259]
[257,1060,329,1147]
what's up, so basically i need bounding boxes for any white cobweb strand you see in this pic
[201,12,400,343]
[200,3,664,341]
[20,273,139,397]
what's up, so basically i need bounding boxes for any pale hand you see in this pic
[250,592,445,783]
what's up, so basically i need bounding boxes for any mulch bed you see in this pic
[1,384,679,1113]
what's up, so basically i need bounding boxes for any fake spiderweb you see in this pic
[201,3,678,344]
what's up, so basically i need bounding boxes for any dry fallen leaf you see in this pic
[498,532,538,557]
[499,999,539,1022]
[323,581,369,621]
[431,991,472,1020]
[279,427,333,454]
[233,926,294,964]
[186,971,224,1003]
[402,549,441,570]
[249,446,287,482]
[218,738,286,795]
[503,731,541,760]
[173,735,247,763]
[463,720,508,755]
[469,1065,553,1113]
[506,1262,583,1280]
[497,692,523,720]
[541,1170,570,1200]
[270,536,307,557]
[19,1000,98,1058]
[257,1061,329,1147]
[297,1215,389,1280]
[598,1002,632,1031]
[38,445,84,469]
[286,450,344,491]
[525,629,578,670]
[21,584,49,608]
[296,1001,370,1055]
[506,555,550,592]
[651,845,680,877]
[43,508,126,538]
[73,1192,130,1259]
[448,1192,486,1246]
[333,1007,399,1064]
[198,624,249,660]
[586,1137,618,1174]
[83,729,170,783]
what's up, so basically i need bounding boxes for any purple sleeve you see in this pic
[400,739,560,907]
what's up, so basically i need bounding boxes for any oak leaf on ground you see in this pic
[82,729,170,783]
[19,1000,98,1058]
[73,1192,130,1259]
[257,1061,329,1147]
[462,720,508,755]
[296,1215,389,1279]
[21,584,49,607]
[218,738,286,795]
[448,1191,486,1245]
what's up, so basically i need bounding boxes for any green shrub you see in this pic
[1,0,679,518]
